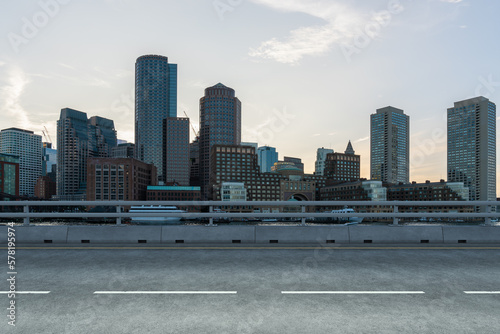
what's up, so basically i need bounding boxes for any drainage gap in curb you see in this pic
[364,240,372,244]
[232,240,241,243]
[138,240,147,244]
[81,240,90,244]
[269,240,279,244]
[44,240,53,243]
[420,240,429,244]
[326,240,335,243]
[458,240,467,244]
[175,240,184,243]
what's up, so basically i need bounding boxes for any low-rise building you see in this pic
[86,158,157,201]
[34,176,56,200]
[210,144,326,205]
[386,180,471,213]
[221,182,247,201]
[147,185,201,211]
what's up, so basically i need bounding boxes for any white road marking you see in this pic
[464,291,500,294]
[93,291,237,294]
[281,291,425,294]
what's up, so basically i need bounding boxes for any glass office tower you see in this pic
[448,96,496,201]
[258,146,279,173]
[135,55,177,183]
[199,83,241,199]
[0,128,42,197]
[370,106,409,184]
[57,108,117,200]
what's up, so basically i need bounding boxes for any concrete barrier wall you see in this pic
[67,226,163,243]
[443,226,500,244]
[0,225,499,244]
[348,226,444,244]
[255,226,349,244]
[162,226,255,244]
[0,226,69,244]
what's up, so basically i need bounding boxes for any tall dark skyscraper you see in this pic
[163,117,190,185]
[370,106,409,184]
[135,54,177,183]
[448,96,496,201]
[199,83,241,198]
[57,108,116,200]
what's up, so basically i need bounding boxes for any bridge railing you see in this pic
[0,200,498,226]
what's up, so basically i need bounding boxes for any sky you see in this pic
[1,0,500,192]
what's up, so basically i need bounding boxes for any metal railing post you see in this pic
[484,205,491,226]
[23,205,30,226]
[206,205,216,227]
[300,205,307,226]
[392,205,399,225]
[116,205,122,225]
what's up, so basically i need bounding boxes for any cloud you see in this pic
[0,65,32,128]
[355,136,369,143]
[248,0,365,64]
[59,63,75,70]
[439,0,462,3]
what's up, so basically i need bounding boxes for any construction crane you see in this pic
[43,126,53,144]
[183,111,199,138]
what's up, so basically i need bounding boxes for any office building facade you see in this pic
[189,137,200,186]
[221,182,247,201]
[0,128,42,197]
[163,117,190,185]
[324,141,360,183]
[199,83,241,198]
[34,176,56,200]
[258,146,278,173]
[0,153,20,199]
[42,142,57,179]
[315,147,334,176]
[57,108,117,200]
[210,144,326,202]
[87,157,157,201]
[284,156,304,172]
[135,54,177,183]
[112,142,135,158]
[447,96,496,201]
[370,106,409,184]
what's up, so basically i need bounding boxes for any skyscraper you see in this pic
[42,142,57,179]
[199,83,241,198]
[135,54,177,183]
[447,96,496,201]
[57,108,117,200]
[189,137,200,186]
[163,117,190,185]
[258,146,278,173]
[370,106,409,184]
[0,128,42,197]
[314,147,334,176]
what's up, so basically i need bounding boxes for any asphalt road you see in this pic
[1,245,500,334]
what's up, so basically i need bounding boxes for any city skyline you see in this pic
[1,0,500,192]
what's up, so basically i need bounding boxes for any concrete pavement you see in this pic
[1,245,500,333]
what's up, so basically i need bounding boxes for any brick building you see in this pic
[86,158,156,201]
